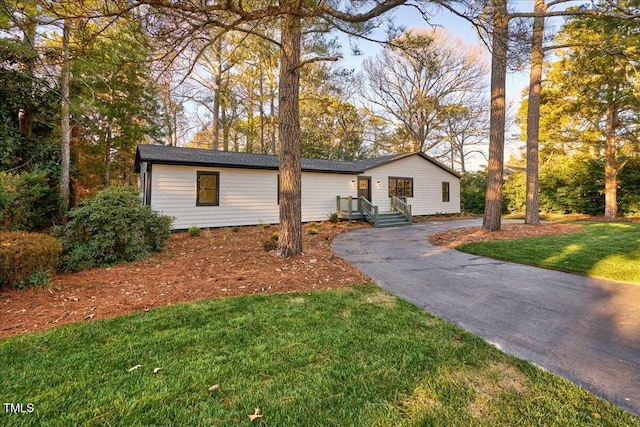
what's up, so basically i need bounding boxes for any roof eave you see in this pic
[136,158,361,174]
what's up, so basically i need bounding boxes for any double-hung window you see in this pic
[197,172,219,206]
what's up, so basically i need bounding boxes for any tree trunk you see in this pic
[221,80,229,151]
[212,39,222,150]
[483,0,508,231]
[69,119,82,208]
[270,81,277,154]
[60,21,71,213]
[246,81,254,153]
[525,0,546,225]
[104,128,112,185]
[18,16,36,138]
[259,68,266,153]
[604,107,618,220]
[277,11,303,257]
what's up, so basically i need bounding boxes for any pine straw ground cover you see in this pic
[1,218,617,340]
[1,221,371,339]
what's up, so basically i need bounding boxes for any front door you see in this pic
[357,176,372,202]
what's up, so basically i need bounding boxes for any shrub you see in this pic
[262,239,278,251]
[57,186,172,271]
[461,170,487,214]
[271,231,280,241]
[188,226,202,237]
[503,171,526,214]
[0,232,61,289]
[231,227,239,233]
[328,212,339,224]
[0,167,62,231]
[308,228,318,235]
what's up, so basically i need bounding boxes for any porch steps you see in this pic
[375,211,411,228]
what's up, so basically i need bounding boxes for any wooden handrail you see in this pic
[391,196,412,223]
[336,195,380,227]
[360,196,378,227]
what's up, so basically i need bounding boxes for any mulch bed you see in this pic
[1,218,591,340]
[429,222,585,248]
[1,221,371,339]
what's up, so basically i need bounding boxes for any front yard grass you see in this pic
[1,285,637,426]
[458,222,640,284]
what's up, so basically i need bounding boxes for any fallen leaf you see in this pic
[153,367,162,374]
[208,384,219,392]
[591,412,601,419]
[248,407,263,422]
[128,364,142,372]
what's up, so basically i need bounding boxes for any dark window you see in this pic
[197,171,219,206]
[442,181,450,202]
[388,177,414,198]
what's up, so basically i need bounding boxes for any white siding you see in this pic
[148,155,459,229]
[150,165,279,229]
[364,155,461,215]
[301,172,356,222]
[150,165,357,229]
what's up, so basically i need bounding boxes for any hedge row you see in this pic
[0,232,61,290]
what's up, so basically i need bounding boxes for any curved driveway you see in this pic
[332,219,640,416]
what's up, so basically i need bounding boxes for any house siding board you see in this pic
[364,154,461,215]
[151,165,279,229]
[150,164,357,229]
[301,172,356,222]
[141,148,460,229]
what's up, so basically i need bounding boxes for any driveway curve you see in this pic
[332,219,640,417]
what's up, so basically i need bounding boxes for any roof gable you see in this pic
[358,152,461,178]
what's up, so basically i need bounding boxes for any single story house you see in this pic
[134,144,461,230]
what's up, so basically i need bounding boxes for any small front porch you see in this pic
[336,196,412,228]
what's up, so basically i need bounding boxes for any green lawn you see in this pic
[1,285,637,426]
[458,222,640,284]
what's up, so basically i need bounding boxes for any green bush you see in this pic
[262,239,278,251]
[0,167,62,231]
[618,159,640,216]
[188,226,202,237]
[57,186,172,271]
[539,156,604,215]
[460,170,487,214]
[0,231,62,289]
[328,212,339,224]
[503,171,526,214]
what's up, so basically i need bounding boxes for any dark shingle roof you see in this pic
[134,144,460,177]
[135,145,361,173]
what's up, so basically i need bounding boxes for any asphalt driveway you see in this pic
[332,219,640,416]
